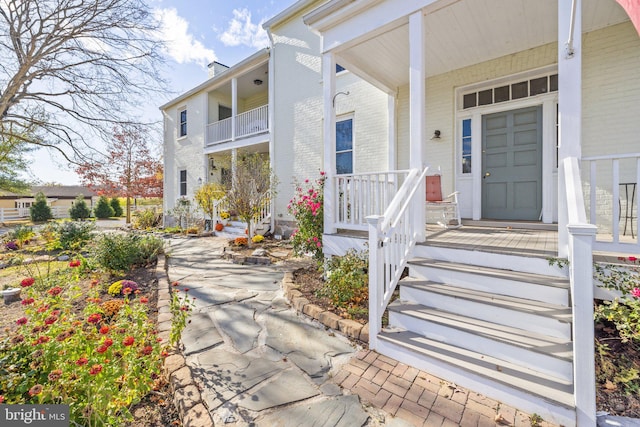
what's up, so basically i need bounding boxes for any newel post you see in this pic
[568,223,596,427]
[367,215,384,350]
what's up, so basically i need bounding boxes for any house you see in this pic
[0,185,97,220]
[162,0,640,425]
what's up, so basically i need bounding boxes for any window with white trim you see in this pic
[336,117,353,175]
[179,169,187,196]
[461,119,472,174]
[179,108,187,137]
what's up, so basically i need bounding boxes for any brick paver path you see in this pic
[333,350,560,427]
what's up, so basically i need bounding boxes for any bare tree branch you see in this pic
[0,0,167,163]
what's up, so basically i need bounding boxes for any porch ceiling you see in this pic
[335,0,629,90]
[208,62,269,99]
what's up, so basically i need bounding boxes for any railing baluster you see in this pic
[612,159,620,244]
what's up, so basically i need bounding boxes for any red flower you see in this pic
[103,338,113,347]
[87,313,102,324]
[140,297,149,304]
[38,336,50,344]
[37,305,50,313]
[123,287,132,295]
[20,277,35,287]
[172,281,179,286]
[123,336,134,346]
[99,325,109,334]
[44,316,58,325]
[47,286,62,296]
[161,351,169,358]
[0,395,4,403]
[628,256,637,262]
[96,345,108,354]
[28,384,43,396]
[76,357,88,366]
[90,279,99,286]
[16,317,28,326]
[89,364,102,375]
[69,259,81,268]
[141,346,153,355]
[21,297,35,306]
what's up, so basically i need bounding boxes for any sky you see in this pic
[25,0,296,185]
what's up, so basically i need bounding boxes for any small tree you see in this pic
[194,183,226,229]
[29,192,52,222]
[69,194,91,220]
[110,197,123,217]
[94,196,115,219]
[225,153,277,246]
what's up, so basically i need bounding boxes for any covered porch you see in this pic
[307,0,640,425]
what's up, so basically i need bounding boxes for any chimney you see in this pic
[207,61,230,79]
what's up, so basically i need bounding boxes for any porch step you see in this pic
[399,278,572,339]
[388,300,573,381]
[408,258,570,306]
[377,329,575,411]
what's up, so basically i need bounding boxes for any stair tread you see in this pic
[408,258,569,289]
[388,300,573,360]
[378,329,574,409]
[400,278,572,321]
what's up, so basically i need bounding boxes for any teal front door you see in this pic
[482,106,542,220]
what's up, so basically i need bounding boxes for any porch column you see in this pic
[323,51,337,235]
[409,11,426,241]
[388,94,397,171]
[231,77,238,141]
[231,148,237,190]
[558,0,582,258]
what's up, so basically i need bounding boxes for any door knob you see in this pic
[483,172,491,179]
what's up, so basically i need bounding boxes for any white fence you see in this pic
[0,205,160,222]
[206,104,269,146]
[332,171,411,231]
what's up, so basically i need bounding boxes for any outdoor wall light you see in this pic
[210,158,217,170]
[431,130,441,140]
[253,79,263,86]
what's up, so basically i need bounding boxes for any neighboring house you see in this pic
[162,0,640,425]
[0,185,97,220]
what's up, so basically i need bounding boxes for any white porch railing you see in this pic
[582,153,640,252]
[236,105,269,139]
[206,117,232,145]
[213,196,229,222]
[333,170,411,231]
[206,105,269,146]
[563,157,597,426]
[367,166,429,349]
[251,189,271,232]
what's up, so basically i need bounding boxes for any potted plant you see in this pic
[2,284,21,304]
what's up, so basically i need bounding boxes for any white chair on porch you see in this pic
[425,174,462,229]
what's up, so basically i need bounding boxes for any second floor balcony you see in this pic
[206,104,269,146]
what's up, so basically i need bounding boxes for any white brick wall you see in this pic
[269,3,388,233]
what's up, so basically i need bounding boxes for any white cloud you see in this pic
[219,8,269,49]
[153,8,215,66]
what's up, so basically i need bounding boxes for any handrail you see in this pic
[583,152,640,161]
[251,189,271,233]
[367,166,429,348]
[563,157,597,426]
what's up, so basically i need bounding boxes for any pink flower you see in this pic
[316,242,322,248]
[632,288,640,298]
[628,256,637,262]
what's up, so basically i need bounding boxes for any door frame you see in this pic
[455,72,558,223]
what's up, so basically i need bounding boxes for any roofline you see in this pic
[159,48,270,111]
[263,0,318,30]
[303,0,355,26]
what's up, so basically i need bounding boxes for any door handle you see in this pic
[483,172,491,179]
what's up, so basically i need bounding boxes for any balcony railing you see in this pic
[206,104,269,146]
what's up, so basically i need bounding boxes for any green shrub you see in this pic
[110,197,123,217]
[29,192,52,222]
[132,208,162,229]
[41,221,96,251]
[69,194,91,220]
[93,233,163,273]
[319,249,369,311]
[93,195,115,219]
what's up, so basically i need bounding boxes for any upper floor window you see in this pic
[179,169,187,196]
[179,109,187,137]
[336,117,353,175]
[461,119,472,174]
